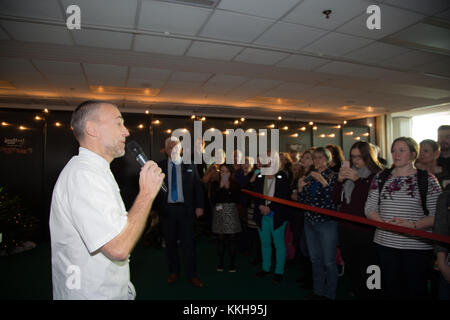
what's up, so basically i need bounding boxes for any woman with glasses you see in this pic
[332,141,383,299]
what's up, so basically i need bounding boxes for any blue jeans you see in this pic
[304,219,338,299]
[258,216,287,275]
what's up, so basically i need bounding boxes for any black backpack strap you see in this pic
[377,168,392,207]
[417,169,429,216]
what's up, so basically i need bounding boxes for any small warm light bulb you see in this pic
[300,127,306,131]
[320,133,326,138]
[259,132,266,136]
[43,108,49,113]
[166,129,172,134]
[191,115,196,120]
[153,120,160,125]
[343,120,347,125]
[363,132,370,136]
[291,133,299,138]
[308,121,314,126]
[138,124,144,129]
[55,122,61,127]
[278,116,282,120]
[1,122,8,126]
[312,126,317,130]
[201,117,206,121]
[282,126,289,130]
[145,110,150,115]
[19,125,26,130]
[34,116,42,120]
[240,117,245,122]
[368,123,373,127]
[234,120,239,125]
[355,136,361,140]
[268,124,275,129]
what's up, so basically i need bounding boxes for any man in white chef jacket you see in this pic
[49,100,164,299]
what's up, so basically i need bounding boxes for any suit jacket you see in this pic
[252,170,292,230]
[156,159,205,215]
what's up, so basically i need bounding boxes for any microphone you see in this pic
[126,140,167,192]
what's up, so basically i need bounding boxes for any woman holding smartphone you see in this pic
[297,147,338,300]
[332,141,383,299]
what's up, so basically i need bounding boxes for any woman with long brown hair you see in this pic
[332,141,383,299]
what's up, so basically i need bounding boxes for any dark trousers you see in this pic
[377,244,433,299]
[160,205,197,278]
[340,225,382,299]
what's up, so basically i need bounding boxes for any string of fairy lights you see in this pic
[1,107,372,142]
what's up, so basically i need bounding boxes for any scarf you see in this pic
[342,166,372,204]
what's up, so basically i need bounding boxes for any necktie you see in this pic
[171,162,178,202]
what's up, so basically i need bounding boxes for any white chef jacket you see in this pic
[49,147,134,299]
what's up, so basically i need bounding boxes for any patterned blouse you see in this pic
[364,171,441,250]
[298,168,337,223]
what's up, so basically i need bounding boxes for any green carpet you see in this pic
[0,236,354,300]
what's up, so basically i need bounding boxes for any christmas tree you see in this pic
[0,186,40,255]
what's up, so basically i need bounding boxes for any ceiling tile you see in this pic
[138,1,211,35]
[380,49,445,68]
[283,0,369,30]
[383,0,450,15]
[60,0,138,28]
[254,22,328,50]
[0,0,64,20]
[126,78,165,89]
[170,71,212,82]
[185,41,243,61]
[234,48,289,65]
[0,57,39,75]
[83,63,128,86]
[337,4,425,40]
[33,60,83,76]
[133,35,191,56]
[218,0,300,19]
[129,67,172,81]
[315,61,363,75]
[345,41,411,63]
[1,21,73,45]
[302,32,373,56]
[72,29,133,50]
[199,10,274,42]
[276,54,330,71]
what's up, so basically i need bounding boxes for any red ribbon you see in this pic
[242,189,450,245]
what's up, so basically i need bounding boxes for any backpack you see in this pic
[377,168,429,215]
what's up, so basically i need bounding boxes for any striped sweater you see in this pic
[364,171,441,250]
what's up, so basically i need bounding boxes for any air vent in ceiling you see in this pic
[159,0,220,9]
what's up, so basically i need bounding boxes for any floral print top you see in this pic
[365,171,442,250]
[298,168,337,223]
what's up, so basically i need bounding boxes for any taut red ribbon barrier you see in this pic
[242,189,450,245]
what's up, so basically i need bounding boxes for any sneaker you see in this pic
[338,264,345,277]
[216,265,224,272]
[273,274,283,283]
[256,270,272,278]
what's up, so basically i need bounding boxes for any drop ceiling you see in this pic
[0,0,449,122]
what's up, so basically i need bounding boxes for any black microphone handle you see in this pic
[135,155,167,192]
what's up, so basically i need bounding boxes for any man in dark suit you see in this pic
[156,136,205,288]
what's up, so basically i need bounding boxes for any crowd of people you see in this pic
[149,125,450,300]
[49,100,449,300]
